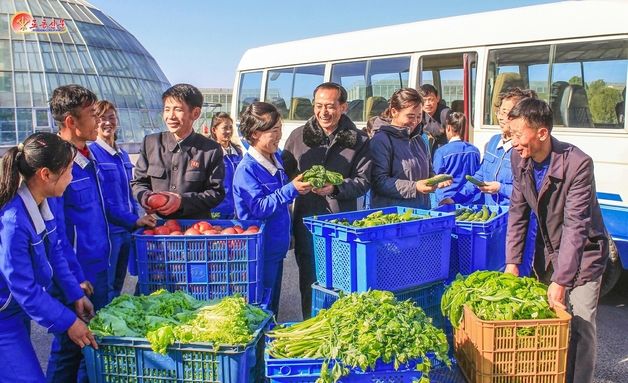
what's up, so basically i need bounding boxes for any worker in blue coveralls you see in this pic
[450,88,538,276]
[232,102,312,314]
[208,112,243,219]
[432,112,480,205]
[89,100,156,301]
[46,85,110,383]
[0,133,98,383]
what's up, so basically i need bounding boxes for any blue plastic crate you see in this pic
[265,323,445,383]
[84,314,271,383]
[134,219,265,304]
[303,207,454,292]
[434,205,508,280]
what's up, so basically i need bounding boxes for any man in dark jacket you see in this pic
[282,82,371,318]
[418,84,451,155]
[504,98,608,383]
[131,84,225,219]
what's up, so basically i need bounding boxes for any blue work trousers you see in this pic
[0,314,45,382]
[263,258,284,315]
[108,231,132,301]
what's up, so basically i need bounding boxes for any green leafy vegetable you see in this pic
[328,210,428,228]
[267,290,450,383]
[303,165,344,188]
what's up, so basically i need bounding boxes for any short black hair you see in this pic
[313,82,347,104]
[420,84,439,97]
[446,112,466,136]
[49,84,98,126]
[508,97,553,133]
[239,102,281,144]
[162,83,203,109]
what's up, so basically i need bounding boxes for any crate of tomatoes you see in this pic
[133,219,265,304]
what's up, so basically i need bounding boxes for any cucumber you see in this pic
[425,174,453,186]
[465,175,487,187]
[481,206,490,221]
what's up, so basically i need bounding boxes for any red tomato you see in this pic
[170,230,183,235]
[233,225,244,234]
[153,226,171,235]
[194,221,212,232]
[203,229,220,235]
[146,193,168,209]
[221,227,237,235]
[164,219,180,229]
[143,229,155,235]
[245,225,259,233]
[184,228,201,236]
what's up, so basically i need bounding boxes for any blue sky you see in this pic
[88,0,559,88]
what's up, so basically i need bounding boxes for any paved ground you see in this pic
[32,250,628,381]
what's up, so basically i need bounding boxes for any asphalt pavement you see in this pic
[31,250,628,381]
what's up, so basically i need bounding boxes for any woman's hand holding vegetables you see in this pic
[68,318,98,350]
[504,264,520,276]
[292,174,312,195]
[479,181,501,194]
[74,296,95,322]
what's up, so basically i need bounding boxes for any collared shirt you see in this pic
[248,146,283,176]
[533,154,551,193]
[17,183,54,235]
[448,136,461,143]
[496,138,513,152]
[95,137,120,156]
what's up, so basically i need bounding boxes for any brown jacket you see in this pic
[506,137,607,288]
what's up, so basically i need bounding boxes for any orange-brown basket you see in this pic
[454,305,571,383]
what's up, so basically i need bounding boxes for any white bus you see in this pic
[231,0,628,293]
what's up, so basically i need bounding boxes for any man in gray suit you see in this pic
[504,98,608,383]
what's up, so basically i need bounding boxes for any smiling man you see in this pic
[131,83,225,219]
[282,82,371,319]
[504,97,608,383]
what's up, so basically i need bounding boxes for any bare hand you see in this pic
[68,318,98,350]
[312,184,335,197]
[416,179,437,194]
[504,264,520,277]
[437,179,453,189]
[479,181,501,194]
[547,282,567,310]
[292,174,312,195]
[80,280,94,296]
[438,197,455,206]
[74,296,95,322]
[136,215,157,228]
[156,192,182,216]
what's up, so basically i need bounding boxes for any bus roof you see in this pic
[237,0,628,71]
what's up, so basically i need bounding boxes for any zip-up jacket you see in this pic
[454,133,514,205]
[60,151,111,281]
[233,149,298,261]
[90,138,139,233]
[0,184,83,333]
[433,139,481,202]
[214,144,243,218]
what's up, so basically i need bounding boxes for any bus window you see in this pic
[368,56,410,119]
[237,71,262,118]
[332,61,367,121]
[419,52,477,123]
[265,64,324,121]
[552,39,627,129]
[485,45,550,125]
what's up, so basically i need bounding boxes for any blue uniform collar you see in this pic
[248,147,283,176]
[94,137,120,156]
[496,138,513,152]
[17,183,54,235]
[73,149,94,169]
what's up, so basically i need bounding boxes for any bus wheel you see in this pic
[600,238,622,298]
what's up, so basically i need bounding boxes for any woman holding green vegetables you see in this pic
[370,88,451,208]
[233,102,312,314]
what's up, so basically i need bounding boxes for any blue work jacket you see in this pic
[233,149,298,261]
[454,133,514,206]
[90,138,139,233]
[0,184,83,333]
[213,145,243,218]
[433,138,480,202]
[60,150,111,281]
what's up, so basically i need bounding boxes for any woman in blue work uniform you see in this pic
[232,102,312,314]
[209,112,242,219]
[90,100,156,300]
[0,133,98,382]
[452,88,538,275]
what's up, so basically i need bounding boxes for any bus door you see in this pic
[418,52,477,141]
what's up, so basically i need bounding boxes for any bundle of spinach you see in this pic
[267,290,450,383]
[329,209,427,228]
[302,165,344,188]
[441,271,556,329]
[89,290,269,354]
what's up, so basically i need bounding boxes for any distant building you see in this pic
[194,87,233,135]
[0,0,170,152]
